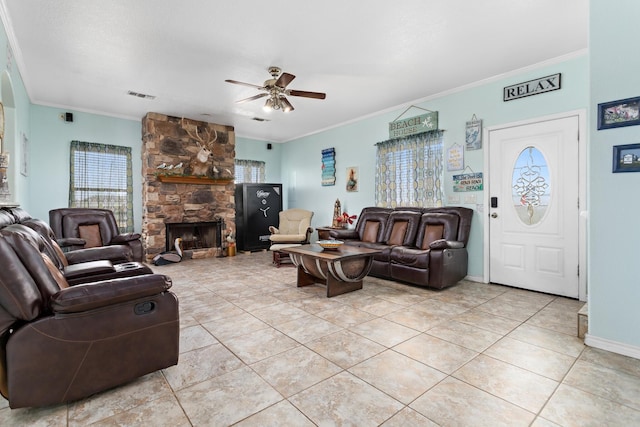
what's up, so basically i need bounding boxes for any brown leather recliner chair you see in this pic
[0,229,179,409]
[1,207,134,264]
[49,208,144,262]
[3,223,152,285]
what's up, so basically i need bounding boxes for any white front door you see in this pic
[488,116,580,297]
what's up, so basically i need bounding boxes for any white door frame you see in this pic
[483,110,587,301]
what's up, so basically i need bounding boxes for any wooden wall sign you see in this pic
[453,172,483,192]
[503,73,561,102]
[389,112,438,138]
[321,147,336,186]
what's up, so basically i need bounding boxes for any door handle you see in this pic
[491,212,498,218]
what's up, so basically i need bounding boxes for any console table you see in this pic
[316,226,344,240]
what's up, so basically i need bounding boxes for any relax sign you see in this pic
[503,73,561,102]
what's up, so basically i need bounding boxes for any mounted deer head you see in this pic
[181,117,218,176]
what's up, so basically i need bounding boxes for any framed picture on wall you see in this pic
[612,143,640,173]
[598,96,640,130]
[346,166,358,192]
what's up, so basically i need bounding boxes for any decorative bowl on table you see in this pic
[317,240,344,250]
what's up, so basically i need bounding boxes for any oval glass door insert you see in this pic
[512,146,550,225]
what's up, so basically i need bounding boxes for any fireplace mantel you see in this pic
[156,175,234,185]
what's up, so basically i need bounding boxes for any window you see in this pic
[69,141,133,232]
[235,159,265,183]
[375,130,444,207]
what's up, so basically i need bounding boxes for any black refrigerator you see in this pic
[235,183,283,251]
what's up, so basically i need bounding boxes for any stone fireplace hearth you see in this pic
[141,113,236,261]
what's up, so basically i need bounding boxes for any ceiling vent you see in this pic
[127,90,156,100]
[251,117,270,122]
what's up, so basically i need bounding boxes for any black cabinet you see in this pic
[235,183,283,251]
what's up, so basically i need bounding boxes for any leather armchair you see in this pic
[0,230,179,409]
[49,208,144,262]
[268,208,314,267]
[268,208,314,244]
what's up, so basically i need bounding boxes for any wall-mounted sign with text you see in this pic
[503,73,561,102]
[453,172,483,192]
[389,112,438,138]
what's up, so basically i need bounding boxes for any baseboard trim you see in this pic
[464,275,484,283]
[584,334,640,359]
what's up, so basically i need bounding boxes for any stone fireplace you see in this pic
[141,113,236,261]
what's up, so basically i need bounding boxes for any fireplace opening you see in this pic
[165,220,224,252]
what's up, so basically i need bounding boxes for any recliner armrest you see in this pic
[329,229,359,240]
[65,245,133,264]
[111,233,141,243]
[57,237,86,248]
[51,274,172,314]
[429,239,465,250]
[63,260,114,279]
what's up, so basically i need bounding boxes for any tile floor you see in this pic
[1,251,639,426]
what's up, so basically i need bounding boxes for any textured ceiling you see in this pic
[0,0,588,142]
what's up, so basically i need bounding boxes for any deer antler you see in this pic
[181,117,218,148]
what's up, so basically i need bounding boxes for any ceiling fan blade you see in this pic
[288,90,326,100]
[275,72,296,89]
[235,93,268,104]
[280,97,295,112]
[225,79,265,90]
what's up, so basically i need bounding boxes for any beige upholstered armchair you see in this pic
[269,208,314,266]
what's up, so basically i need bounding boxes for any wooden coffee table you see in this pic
[281,244,381,297]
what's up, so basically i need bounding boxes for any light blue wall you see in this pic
[28,106,143,230]
[26,111,275,233]
[283,55,588,279]
[235,136,282,184]
[0,20,32,210]
[588,0,640,348]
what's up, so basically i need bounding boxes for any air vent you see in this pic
[251,117,270,122]
[127,90,156,100]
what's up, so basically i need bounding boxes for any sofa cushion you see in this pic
[384,211,421,246]
[390,246,430,269]
[387,221,408,245]
[415,213,460,249]
[41,254,69,289]
[362,221,380,242]
[421,224,445,249]
[79,224,103,248]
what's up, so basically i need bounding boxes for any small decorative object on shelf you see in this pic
[332,198,342,228]
[335,212,357,228]
[156,175,233,185]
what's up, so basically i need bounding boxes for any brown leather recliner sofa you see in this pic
[0,209,179,408]
[330,206,473,289]
[49,208,144,262]
[1,207,151,284]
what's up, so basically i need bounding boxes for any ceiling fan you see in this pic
[225,66,326,113]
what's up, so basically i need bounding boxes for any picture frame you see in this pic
[598,96,640,130]
[465,119,482,150]
[346,166,358,192]
[612,143,640,173]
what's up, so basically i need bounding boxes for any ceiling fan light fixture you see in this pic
[263,97,274,112]
[226,66,325,113]
[281,96,294,113]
